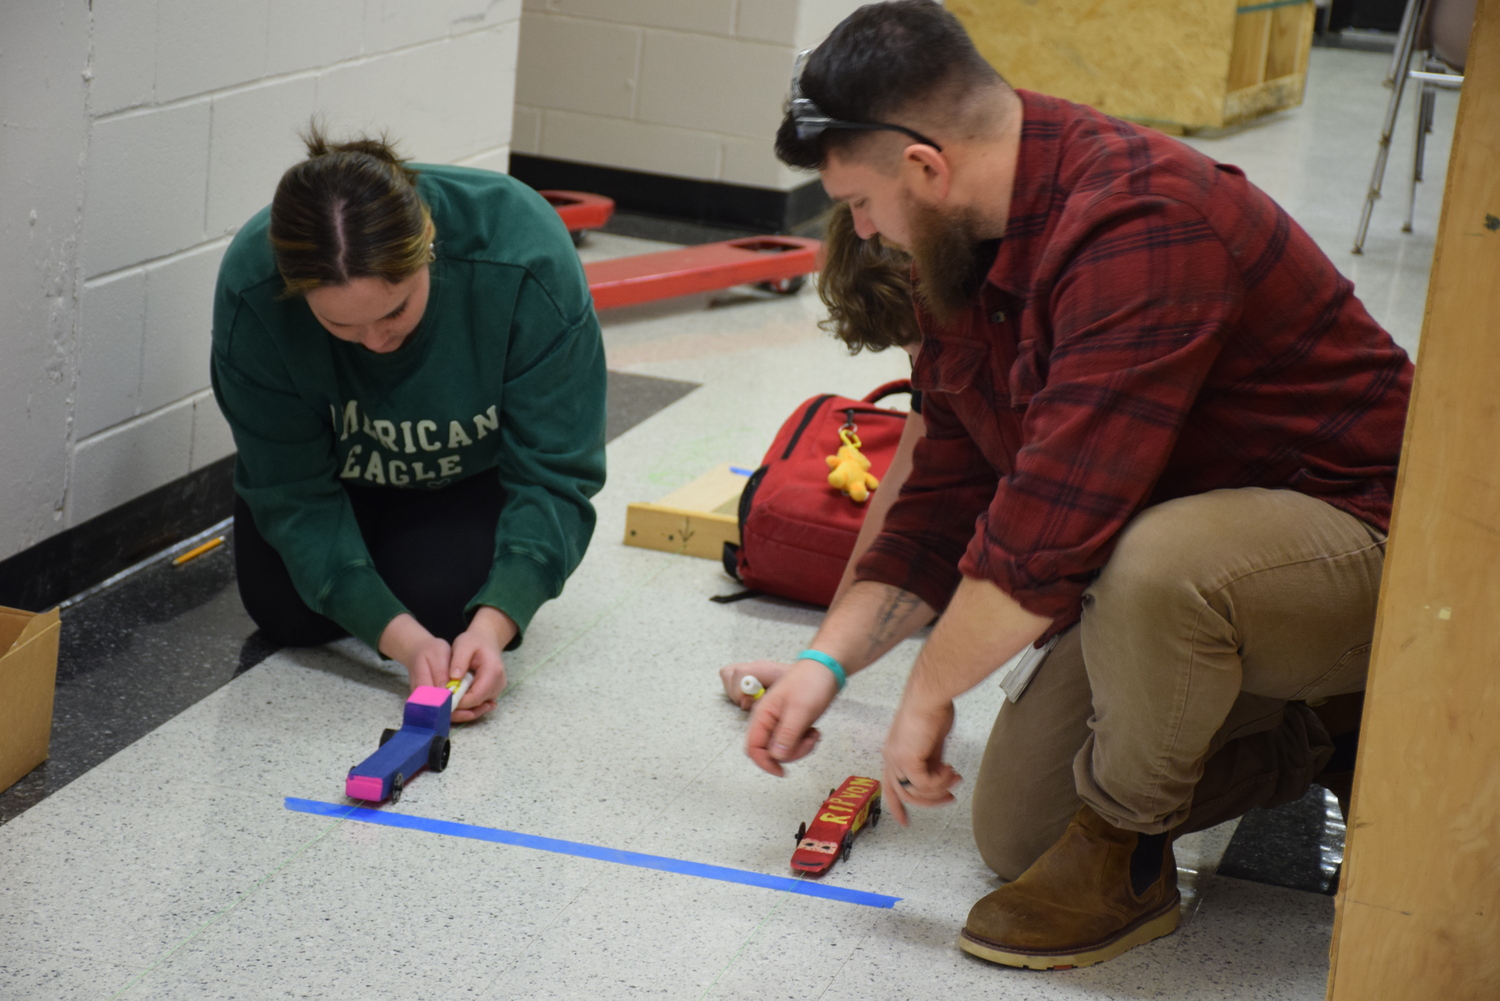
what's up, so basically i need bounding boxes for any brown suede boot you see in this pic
[960,805,1181,970]
[1308,691,1364,820]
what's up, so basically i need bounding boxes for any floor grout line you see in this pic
[696,885,797,1001]
[475,861,615,997]
[618,742,732,852]
[106,806,357,999]
[3,945,148,973]
[503,551,685,695]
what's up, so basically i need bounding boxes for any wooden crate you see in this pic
[950,0,1317,133]
[623,463,748,560]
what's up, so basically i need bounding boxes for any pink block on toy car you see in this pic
[408,685,451,707]
[346,775,385,801]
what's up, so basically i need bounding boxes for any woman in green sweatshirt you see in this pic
[211,128,606,721]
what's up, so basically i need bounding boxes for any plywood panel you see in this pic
[1326,0,1500,998]
[949,0,1239,130]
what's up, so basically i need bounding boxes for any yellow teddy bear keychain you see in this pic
[827,426,879,503]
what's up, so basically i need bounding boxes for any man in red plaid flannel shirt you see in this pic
[729,1,1412,970]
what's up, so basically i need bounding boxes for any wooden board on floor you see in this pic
[1326,1,1500,998]
[624,463,747,561]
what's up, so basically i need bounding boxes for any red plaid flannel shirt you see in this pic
[857,91,1413,630]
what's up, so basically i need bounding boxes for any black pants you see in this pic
[234,475,505,647]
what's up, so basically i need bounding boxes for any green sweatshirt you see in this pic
[211,164,606,648]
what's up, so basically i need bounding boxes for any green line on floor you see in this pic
[108,805,357,999]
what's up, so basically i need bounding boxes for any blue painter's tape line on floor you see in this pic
[285,797,901,909]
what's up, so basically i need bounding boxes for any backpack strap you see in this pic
[861,379,913,405]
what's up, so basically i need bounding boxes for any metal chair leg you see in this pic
[1385,0,1422,85]
[1404,81,1436,232]
[1353,59,1415,253]
[1354,0,1427,254]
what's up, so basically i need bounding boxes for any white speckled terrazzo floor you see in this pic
[0,46,1451,1000]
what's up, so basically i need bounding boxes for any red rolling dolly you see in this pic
[540,190,616,246]
[583,235,821,311]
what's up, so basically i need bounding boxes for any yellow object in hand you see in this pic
[740,675,766,700]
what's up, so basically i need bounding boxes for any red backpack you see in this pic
[724,380,912,606]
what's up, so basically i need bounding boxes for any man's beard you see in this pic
[905,197,991,326]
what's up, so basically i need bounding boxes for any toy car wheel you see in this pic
[379,728,397,747]
[757,275,805,295]
[841,836,852,861]
[390,772,404,804]
[570,229,588,247]
[870,796,882,828]
[795,821,806,842]
[429,736,451,772]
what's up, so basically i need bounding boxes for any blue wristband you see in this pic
[796,649,847,691]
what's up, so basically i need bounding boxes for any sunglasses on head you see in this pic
[789,49,943,152]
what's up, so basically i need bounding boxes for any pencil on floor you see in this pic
[172,537,225,566]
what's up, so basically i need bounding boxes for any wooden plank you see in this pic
[623,504,739,560]
[1326,0,1500,998]
[653,463,748,516]
[1227,8,1273,90]
[623,463,747,561]
[1265,1,1314,79]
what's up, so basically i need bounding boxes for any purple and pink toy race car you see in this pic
[345,685,454,804]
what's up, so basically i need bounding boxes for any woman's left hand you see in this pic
[448,606,516,722]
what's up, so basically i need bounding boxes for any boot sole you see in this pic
[958,894,1182,970]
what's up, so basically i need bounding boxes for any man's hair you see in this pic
[817,203,919,354]
[775,1,1004,171]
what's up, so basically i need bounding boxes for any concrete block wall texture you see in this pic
[514,0,864,190]
[0,1,523,566]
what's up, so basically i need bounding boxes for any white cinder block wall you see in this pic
[514,0,865,190]
[0,1,522,565]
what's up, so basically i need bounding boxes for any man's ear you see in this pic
[901,144,951,204]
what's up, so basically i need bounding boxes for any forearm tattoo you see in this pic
[863,585,926,661]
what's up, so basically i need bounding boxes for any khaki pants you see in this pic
[972,488,1386,881]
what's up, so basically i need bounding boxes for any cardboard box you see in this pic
[0,606,61,793]
[624,463,748,560]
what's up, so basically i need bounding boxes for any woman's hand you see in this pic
[745,659,840,776]
[379,612,453,691]
[719,659,792,710]
[447,606,515,722]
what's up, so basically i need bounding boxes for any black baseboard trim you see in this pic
[509,155,830,234]
[0,456,238,612]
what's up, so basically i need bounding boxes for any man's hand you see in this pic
[733,582,934,776]
[380,613,455,690]
[881,694,961,826]
[448,606,516,722]
[719,659,791,709]
[875,575,1051,823]
[745,660,840,776]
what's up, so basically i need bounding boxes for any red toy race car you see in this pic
[791,776,882,876]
